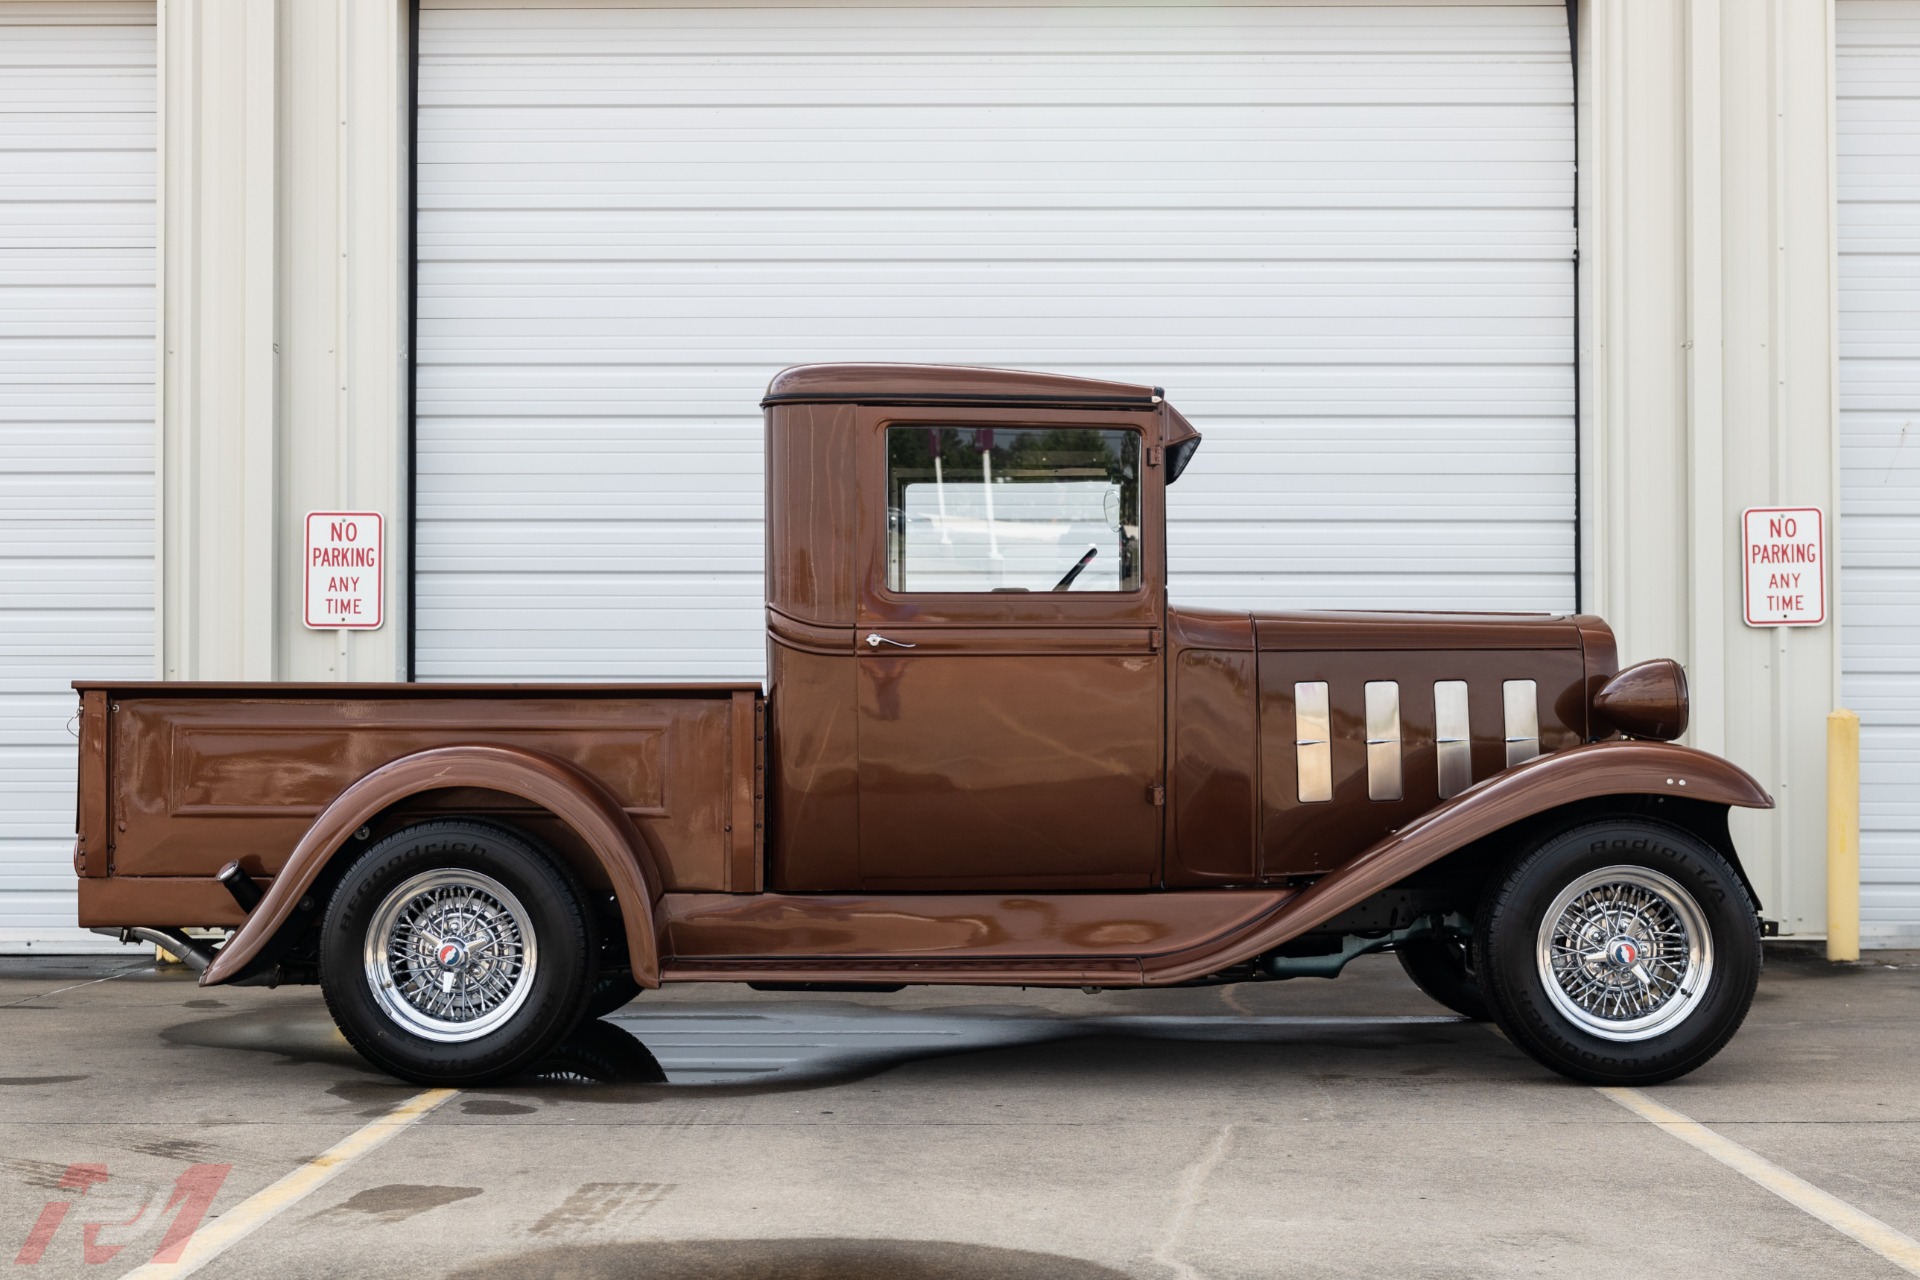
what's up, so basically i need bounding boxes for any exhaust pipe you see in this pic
[90,926,215,973]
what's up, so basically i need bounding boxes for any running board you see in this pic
[659,889,1293,968]
[666,957,1146,987]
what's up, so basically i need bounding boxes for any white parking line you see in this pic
[1601,1086,1920,1276]
[1152,1124,1235,1280]
[117,1087,458,1280]
[0,963,144,1008]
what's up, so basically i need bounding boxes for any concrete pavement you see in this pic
[1,948,1915,1278]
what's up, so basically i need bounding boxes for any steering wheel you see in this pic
[1052,545,1099,592]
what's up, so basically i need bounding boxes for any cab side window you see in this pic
[885,426,1142,593]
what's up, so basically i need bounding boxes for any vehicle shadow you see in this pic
[163,996,1509,1100]
[445,1237,1135,1280]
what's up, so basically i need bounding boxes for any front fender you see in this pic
[1141,740,1771,986]
[199,744,665,988]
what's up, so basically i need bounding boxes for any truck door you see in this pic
[854,413,1165,889]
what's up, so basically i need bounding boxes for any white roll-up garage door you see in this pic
[1839,0,1920,947]
[0,6,155,948]
[416,0,1574,681]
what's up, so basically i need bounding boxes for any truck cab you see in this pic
[763,364,1598,893]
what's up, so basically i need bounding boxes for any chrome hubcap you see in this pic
[1536,866,1713,1042]
[365,869,538,1043]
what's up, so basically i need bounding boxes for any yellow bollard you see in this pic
[1826,709,1861,963]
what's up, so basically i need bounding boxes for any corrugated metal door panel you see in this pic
[0,13,155,947]
[416,0,1573,681]
[1839,0,1920,946]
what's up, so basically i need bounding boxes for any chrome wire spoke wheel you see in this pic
[364,868,539,1043]
[1535,865,1713,1042]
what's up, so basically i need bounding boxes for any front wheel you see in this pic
[319,819,599,1085]
[1475,816,1760,1085]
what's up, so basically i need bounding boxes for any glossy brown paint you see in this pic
[1249,611,1587,652]
[847,402,1170,889]
[764,363,1161,409]
[1160,606,1600,885]
[74,364,1774,998]
[1576,614,1621,718]
[857,647,1164,888]
[661,889,1289,961]
[102,690,741,890]
[762,397,862,892]
[1255,640,1586,878]
[1594,659,1691,741]
[641,741,1767,990]
[729,691,765,892]
[79,876,249,928]
[668,956,1148,986]
[764,637,861,891]
[766,401,859,626]
[1169,642,1259,885]
[1140,740,1772,986]
[201,743,666,987]
[75,689,107,878]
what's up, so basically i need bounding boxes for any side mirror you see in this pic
[1166,435,1202,484]
[1103,486,1121,531]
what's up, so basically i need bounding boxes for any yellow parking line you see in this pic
[1600,1086,1920,1276]
[118,1088,458,1279]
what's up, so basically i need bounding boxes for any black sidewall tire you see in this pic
[320,819,599,1086]
[1475,817,1760,1086]
[583,971,642,1021]
[1395,935,1492,1021]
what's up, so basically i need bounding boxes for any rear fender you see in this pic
[199,744,665,988]
[1141,740,1772,985]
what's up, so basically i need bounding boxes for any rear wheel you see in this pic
[1394,933,1490,1020]
[583,971,642,1021]
[319,819,599,1086]
[1475,816,1760,1085]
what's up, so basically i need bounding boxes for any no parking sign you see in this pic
[1741,507,1825,628]
[304,512,384,630]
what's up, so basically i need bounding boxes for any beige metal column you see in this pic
[158,0,277,679]
[1582,0,1842,935]
[158,0,408,682]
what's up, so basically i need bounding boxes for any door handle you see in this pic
[865,633,916,649]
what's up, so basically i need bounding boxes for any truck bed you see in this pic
[73,681,762,928]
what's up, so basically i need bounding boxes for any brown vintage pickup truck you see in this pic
[76,365,1771,1087]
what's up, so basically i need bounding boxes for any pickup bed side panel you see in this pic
[104,693,736,891]
[75,689,109,879]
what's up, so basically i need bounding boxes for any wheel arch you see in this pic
[1388,794,1760,921]
[1142,740,1771,985]
[200,745,665,989]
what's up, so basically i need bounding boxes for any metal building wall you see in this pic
[411,0,1577,682]
[1837,0,1920,946]
[0,2,155,949]
[1579,0,1842,935]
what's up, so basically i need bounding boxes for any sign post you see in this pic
[304,512,384,630]
[1741,507,1825,628]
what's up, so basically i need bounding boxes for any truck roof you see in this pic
[762,363,1164,410]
